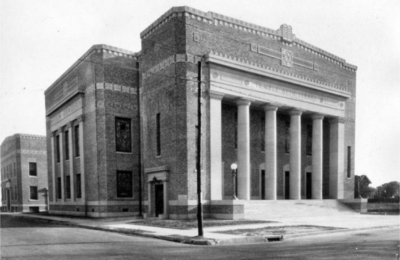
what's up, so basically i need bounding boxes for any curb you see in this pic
[284,225,398,240]
[14,214,275,246]
[11,214,396,246]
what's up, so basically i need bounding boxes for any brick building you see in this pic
[1,134,48,212]
[45,6,356,219]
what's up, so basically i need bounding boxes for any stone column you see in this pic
[289,109,302,200]
[329,118,345,199]
[67,123,75,200]
[263,104,278,200]
[210,92,224,200]
[163,181,168,219]
[236,98,251,200]
[59,129,65,202]
[50,133,56,202]
[77,116,85,201]
[311,114,324,199]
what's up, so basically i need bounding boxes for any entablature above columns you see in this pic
[208,62,347,118]
[205,52,351,98]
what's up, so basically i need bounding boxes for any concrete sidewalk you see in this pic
[13,213,400,246]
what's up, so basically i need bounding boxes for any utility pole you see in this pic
[196,60,204,237]
[136,61,143,217]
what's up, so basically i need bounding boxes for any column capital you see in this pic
[76,115,85,123]
[64,122,72,129]
[311,114,324,120]
[236,98,251,106]
[329,117,345,124]
[209,91,224,100]
[288,109,303,116]
[262,104,279,111]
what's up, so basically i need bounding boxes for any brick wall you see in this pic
[1,134,47,212]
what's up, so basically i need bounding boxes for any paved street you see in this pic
[1,214,399,260]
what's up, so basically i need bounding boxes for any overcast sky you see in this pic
[0,0,399,187]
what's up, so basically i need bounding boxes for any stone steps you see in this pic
[244,200,357,219]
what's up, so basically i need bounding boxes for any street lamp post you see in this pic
[231,163,238,200]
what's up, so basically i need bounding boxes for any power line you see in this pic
[77,58,209,85]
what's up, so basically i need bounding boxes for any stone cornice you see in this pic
[140,6,356,70]
[44,44,139,96]
[46,89,84,116]
[1,134,46,149]
[145,166,170,174]
[205,51,351,98]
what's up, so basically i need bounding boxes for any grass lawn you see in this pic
[128,219,277,230]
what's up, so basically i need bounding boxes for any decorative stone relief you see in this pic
[250,43,258,52]
[193,32,201,42]
[278,24,294,43]
[251,44,315,70]
[281,48,293,67]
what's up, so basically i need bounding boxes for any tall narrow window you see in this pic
[74,125,80,157]
[13,163,16,177]
[234,112,238,149]
[29,162,37,176]
[306,124,312,156]
[116,171,133,198]
[261,116,265,152]
[156,113,161,156]
[285,121,290,153]
[347,146,351,178]
[56,135,60,163]
[30,186,38,200]
[57,177,62,199]
[76,174,82,199]
[115,117,132,152]
[65,176,71,199]
[65,130,69,160]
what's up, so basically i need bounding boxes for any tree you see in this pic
[374,181,400,199]
[354,175,373,198]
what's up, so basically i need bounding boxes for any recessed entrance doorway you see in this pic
[155,183,164,217]
[285,171,290,199]
[306,172,312,199]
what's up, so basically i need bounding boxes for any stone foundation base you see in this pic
[339,198,368,213]
[166,200,245,220]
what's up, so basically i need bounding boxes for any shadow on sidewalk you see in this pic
[0,213,71,228]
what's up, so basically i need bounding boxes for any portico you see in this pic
[207,52,349,201]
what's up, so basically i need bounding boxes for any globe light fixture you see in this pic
[231,163,238,200]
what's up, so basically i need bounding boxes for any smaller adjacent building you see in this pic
[1,134,48,212]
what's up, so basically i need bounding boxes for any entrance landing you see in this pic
[244,200,357,219]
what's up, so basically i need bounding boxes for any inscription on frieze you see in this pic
[214,72,344,110]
